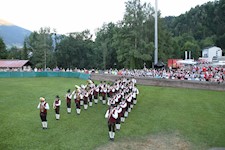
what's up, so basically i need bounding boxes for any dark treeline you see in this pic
[0,0,224,69]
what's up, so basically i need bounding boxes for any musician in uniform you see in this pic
[53,95,61,120]
[132,84,139,105]
[127,93,132,113]
[116,105,122,130]
[93,84,99,104]
[75,90,81,115]
[83,91,89,110]
[37,97,50,129]
[105,104,118,141]
[120,98,127,123]
[66,89,73,113]
[88,88,93,107]
[102,85,107,105]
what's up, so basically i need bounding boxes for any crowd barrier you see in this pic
[0,72,90,80]
[90,74,225,91]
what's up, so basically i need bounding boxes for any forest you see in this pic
[0,0,224,69]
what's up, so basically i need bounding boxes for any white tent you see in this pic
[177,59,197,65]
[211,62,225,66]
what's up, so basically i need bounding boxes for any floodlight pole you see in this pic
[44,33,47,71]
[154,0,158,65]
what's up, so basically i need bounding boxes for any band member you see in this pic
[115,82,119,93]
[107,95,115,106]
[66,89,73,113]
[53,95,61,120]
[132,84,139,105]
[84,91,89,110]
[102,85,107,105]
[37,97,50,129]
[74,90,81,115]
[107,85,114,100]
[93,84,99,104]
[116,105,122,130]
[127,93,132,113]
[88,88,93,107]
[105,104,118,141]
[87,79,95,89]
[99,81,103,101]
[131,77,137,86]
[80,91,84,106]
[120,99,127,123]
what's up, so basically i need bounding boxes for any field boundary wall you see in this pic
[0,72,90,80]
[90,74,225,91]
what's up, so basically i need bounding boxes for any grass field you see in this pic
[0,77,225,150]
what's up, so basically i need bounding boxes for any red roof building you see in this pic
[0,60,31,68]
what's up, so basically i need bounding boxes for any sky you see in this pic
[0,0,214,35]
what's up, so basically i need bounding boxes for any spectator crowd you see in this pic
[0,64,224,83]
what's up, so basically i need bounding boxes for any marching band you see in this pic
[37,77,139,141]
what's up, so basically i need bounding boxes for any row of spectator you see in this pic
[1,64,224,83]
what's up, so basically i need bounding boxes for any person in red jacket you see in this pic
[37,97,50,129]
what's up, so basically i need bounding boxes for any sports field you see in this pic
[0,77,225,150]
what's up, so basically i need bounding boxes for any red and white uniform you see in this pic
[53,98,61,120]
[105,107,118,124]
[37,99,50,129]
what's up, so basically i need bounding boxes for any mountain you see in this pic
[0,19,31,48]
[162,0,225,50]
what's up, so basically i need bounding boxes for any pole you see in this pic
[154,0,158,65]
[44,48,46,70]
[44,33,46,71]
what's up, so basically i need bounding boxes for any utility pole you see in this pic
[154,0,158,65]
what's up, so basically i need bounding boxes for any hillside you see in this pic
[163,0,225,50]
[0,19,31,48]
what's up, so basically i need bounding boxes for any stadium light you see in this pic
[43,33,47,71]
[154,0,158,65]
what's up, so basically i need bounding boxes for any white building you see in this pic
[202,46,222,62]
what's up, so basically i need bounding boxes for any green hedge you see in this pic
[0,72,90,80]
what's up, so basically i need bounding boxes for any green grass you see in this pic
[0,77,225,150]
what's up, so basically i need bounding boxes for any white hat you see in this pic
[40,97,45,101]
[81,84,86,89]
[75,85,81,89]
[87,80,93,84]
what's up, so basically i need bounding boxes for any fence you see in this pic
[0,72,90,80]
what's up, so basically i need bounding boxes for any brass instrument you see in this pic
[53,101,56,109]
[40,103,45,112]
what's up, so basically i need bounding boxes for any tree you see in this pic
[55,30,95,69]
[95,22,119,69]
[200,36,215,48]
[182,41,201,59]
[7,46,22,59]
[0,37,7,59]
[26,27,55,69]
[113,0,155,68]
[21,41,28,60]
[163,0,225,50]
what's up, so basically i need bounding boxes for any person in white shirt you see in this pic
[37,97,50,129]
